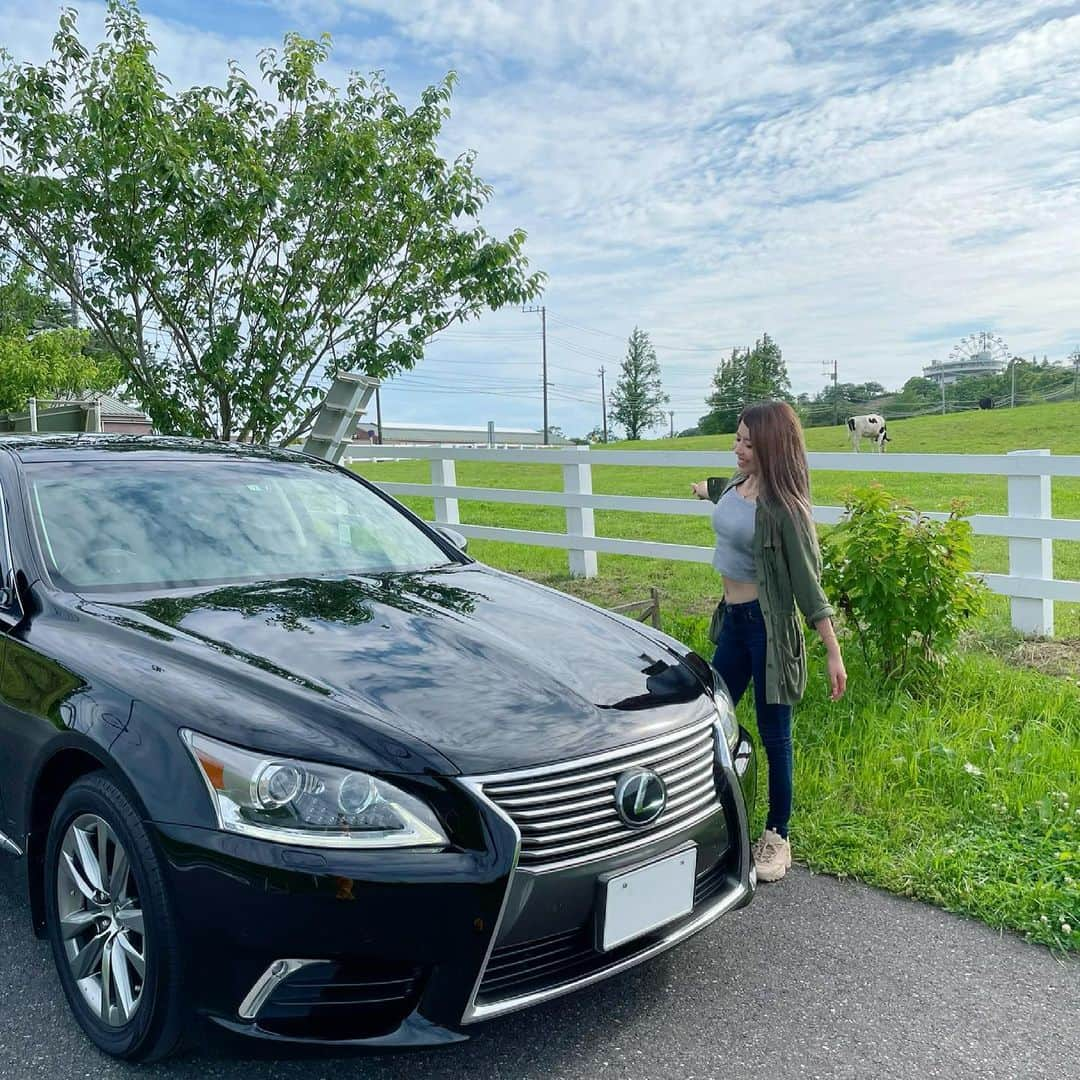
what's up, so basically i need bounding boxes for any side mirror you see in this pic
[434,525,468,553]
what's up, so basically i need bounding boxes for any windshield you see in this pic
[24,457,452,592]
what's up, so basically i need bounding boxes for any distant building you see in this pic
[352,421,568,446]
[0,392,153,435]
[924,331,1010,386]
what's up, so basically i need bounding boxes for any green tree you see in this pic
[745,332,791,403]
[895,376,939,406]
[609,327,668,440]
[0,260,120,412]
[813,380,886,404]
[699,332,791,434]
[0,1,544,444]
[699,346,746,435]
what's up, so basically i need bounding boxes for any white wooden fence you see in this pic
[344,446,1080,637]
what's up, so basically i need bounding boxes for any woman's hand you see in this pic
[690,480,709,500]
[814,617,847,700]
[827,650,847,700]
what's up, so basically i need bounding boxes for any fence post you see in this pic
[431,457,459,525]
[28,397,37,433]
[563,448,597,578]
[1007,449,1053,636]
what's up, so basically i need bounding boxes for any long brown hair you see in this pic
[738,401,814,528]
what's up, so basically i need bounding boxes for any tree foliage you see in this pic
[609,327,668,440]
[0,260,120,412]
[895,376,939,405]
[698,332,791,435]
[943,356,1074,407]
[809,380,886,405]
[0,1,544,443]
[0,261,70,334]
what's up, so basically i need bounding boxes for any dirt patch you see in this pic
[1008,638,1080,680]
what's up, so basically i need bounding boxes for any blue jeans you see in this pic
[711,599,794,838]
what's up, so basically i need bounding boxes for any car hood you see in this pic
[91,566,716,773]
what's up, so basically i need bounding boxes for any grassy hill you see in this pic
[611,400,1080,455]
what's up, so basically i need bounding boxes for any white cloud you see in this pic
[1,0,1077,434]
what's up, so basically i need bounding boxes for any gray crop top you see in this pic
[711,483,757,582]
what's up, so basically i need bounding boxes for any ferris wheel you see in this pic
[947,331,1010,367]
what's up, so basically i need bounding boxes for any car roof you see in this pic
[0,433,307,465]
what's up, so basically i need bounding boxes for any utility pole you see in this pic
[822,356,839,426]
[831,355,839,426]
[669,410,675,438]
[1010,357,1017,407]
[375,384,383,444]
[523,305,549,444]
[1071,348,1080,399]
[599,366,608,443]
[941,374,946,415]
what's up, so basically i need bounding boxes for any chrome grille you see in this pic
[478,718,719,870]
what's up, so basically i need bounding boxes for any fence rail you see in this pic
[344,445,1080,637]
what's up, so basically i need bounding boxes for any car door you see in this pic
[0,456,94,856]
[0,462,18,848]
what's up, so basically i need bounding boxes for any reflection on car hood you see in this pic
[98,566,716,773]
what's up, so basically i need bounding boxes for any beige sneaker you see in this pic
[753,829,792,882]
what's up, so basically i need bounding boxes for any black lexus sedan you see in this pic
[0,435,755,1060]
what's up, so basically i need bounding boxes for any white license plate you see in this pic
[598,846,697,952]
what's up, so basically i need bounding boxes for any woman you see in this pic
[691,401,846,882]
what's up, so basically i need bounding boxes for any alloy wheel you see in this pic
[56,813,147,1027]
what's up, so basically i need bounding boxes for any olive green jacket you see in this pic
[706,474,833,706]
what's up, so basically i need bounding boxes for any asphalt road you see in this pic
[1,859,1076,1080]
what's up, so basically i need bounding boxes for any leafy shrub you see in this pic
[821,485,986,683]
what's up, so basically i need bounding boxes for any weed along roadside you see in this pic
[354,405,1080,954]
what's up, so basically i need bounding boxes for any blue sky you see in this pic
[3,1,1078,436]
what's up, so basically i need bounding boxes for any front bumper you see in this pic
[154,727,756,1047]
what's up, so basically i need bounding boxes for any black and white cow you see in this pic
[847,413,890,452]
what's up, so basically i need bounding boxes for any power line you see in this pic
[547,310,733,353]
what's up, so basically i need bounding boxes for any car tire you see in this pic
[44,772,186,1061]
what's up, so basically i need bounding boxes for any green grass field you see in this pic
[355,400,1080,637]
[352,401,1079,951]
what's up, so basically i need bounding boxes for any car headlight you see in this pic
[180,730,448,849]
[712,675,739,751]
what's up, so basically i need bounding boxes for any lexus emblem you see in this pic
[614,768,667,827]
